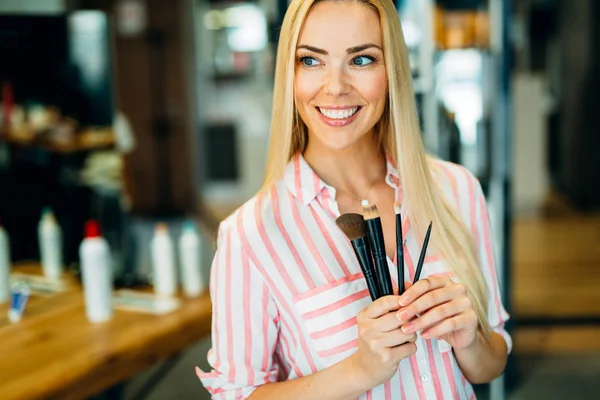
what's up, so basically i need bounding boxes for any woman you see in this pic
[197,0,510,398]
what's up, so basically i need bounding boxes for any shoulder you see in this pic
[428,157,484,203]
[216,179,289,247]
[428,157,479,187]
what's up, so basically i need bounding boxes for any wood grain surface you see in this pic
[512,214,600,318]
[512,212,600,354]
[0,263,212,400]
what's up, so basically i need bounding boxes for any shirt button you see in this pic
[421,375,428,382]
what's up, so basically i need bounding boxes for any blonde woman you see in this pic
[197,0,510,398]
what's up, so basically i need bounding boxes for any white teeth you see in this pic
[318,107,359,119]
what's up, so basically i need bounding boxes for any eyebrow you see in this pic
[296,43,382,55]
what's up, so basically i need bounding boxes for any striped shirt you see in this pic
[197,152,511,399]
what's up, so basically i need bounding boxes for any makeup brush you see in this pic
[394,203,405,295]
[413,221,433,284]
[362,201,394,297]
[336,213,380,301]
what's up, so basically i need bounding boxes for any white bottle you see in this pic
[38,208,63,279]
[0,223,10,304]
[79,220,113,323]
[151,223,177,297]
[178,221,204,298]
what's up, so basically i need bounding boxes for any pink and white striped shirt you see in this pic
[197,153,511,399]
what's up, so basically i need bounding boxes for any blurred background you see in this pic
[0,0,598,399]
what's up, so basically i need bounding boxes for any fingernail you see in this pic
[402,323,414,333]
[422,330,431,339]
[397,310,408,320]
[399,296,408,306]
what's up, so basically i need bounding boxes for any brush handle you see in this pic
[365,217,394,297]
[413,222,433,284]
[351,238,380,300]
[396,213,405,295]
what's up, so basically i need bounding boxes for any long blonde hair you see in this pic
[261,0,491,335]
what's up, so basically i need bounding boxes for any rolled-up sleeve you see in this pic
[472,176,512,353]
[196,220,280,399]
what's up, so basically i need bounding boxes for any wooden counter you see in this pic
[0,264,212,400]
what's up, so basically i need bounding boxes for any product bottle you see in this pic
[79,220,113,323]
[178,221,204,298]
[0,221,10,304]
[38,208,63,279]
[151,223,177,296]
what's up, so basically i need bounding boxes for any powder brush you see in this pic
[362,201,394,297]
[336,213,380,300]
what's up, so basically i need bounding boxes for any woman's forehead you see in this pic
[297,1,382,50]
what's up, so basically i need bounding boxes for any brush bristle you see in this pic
[362,202,380,220]
[394,202,401,214]
[335,213,366,241]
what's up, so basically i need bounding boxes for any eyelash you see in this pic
[296,54,378,67]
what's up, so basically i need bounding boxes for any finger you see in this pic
[397,281,412,295]
[375,311,407,332]
[396,285,464,321]
[421,312,476,339]
[401,297,469,334]
[379,329,417,347]
[390,341,418,363]
[398,276,450,306]
[364,295,402,319]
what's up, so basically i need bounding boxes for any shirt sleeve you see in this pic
[196,219,281,399]
[471,175,513,353]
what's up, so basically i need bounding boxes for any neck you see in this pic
[303,131,387,199]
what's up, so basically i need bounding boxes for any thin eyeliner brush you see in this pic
[413,221,432,284]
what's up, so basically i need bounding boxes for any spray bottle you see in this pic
[178,221,204,298]
[151,223,177,296]
[0,220,10,304]
[79,220,113,323]
[38,207,63,279]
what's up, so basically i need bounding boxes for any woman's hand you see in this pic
[350,295,418,389]
[396,276,479,350]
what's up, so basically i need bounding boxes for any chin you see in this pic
[311,129,364,152]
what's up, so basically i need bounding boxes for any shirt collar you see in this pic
[284,152,401,207]
[384,153,400,188]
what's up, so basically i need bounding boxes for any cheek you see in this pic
[359,71,388,105]
[294,71,320,106]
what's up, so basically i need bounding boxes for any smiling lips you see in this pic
[317,106,362,127]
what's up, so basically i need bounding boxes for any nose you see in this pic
[322,65,350,97]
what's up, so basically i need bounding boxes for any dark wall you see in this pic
[557,0,600,210]
[0,14,114,126]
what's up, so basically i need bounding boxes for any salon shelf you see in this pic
[0,127,115,154]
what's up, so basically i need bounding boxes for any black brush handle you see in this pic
[396,213,405,295]
[351,238,380,301]
[413,222,433,284]
[365,217,394,297]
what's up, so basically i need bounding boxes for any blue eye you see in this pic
[299,56,321,67]
[352,56,375,66]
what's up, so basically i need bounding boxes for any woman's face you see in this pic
[295,0,387,153]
